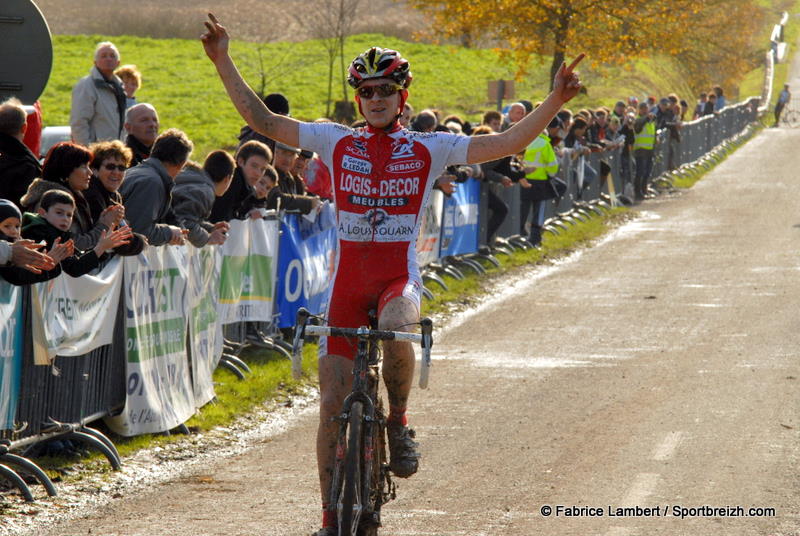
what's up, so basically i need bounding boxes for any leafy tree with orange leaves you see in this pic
[407,0,765,94]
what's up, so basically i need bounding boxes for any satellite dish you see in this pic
[0,0,53,104]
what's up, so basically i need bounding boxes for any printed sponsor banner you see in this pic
[0,282,22,430]
[441,178,480,257]
[31,257,122,364]
[217,217,280,324]
[276,203,337,328]
[415,189,445,268]
[106,247,194,436]
[186,245,223,408]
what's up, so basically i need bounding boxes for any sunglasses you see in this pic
[356,84,402,99]
[103,163,127,172]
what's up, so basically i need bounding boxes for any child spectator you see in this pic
[256,164,318,214]
[115,64,142,109]
[22,142,124,251]
[172,151,235,247]
[20,190,131,279]
[0,198,66,284]
[482,110,503,133]
[210,140,271,223]
[0,200,22,241]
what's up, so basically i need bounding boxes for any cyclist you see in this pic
[201,13,583,535]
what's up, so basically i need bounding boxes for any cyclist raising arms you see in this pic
[201,13,583,535]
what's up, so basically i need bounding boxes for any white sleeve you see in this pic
[437,132,471,167]
[298,122,353,167]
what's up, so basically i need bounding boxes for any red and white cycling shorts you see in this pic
[299,121,470,359]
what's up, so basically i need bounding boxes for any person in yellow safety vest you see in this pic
[633,101,656,202]
[520,116,562,247]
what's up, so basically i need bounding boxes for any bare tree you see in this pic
[294,0,361,119]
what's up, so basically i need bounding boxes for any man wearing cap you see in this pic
[272,141,307,195]
[655,97,674,130]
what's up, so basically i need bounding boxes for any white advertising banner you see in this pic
[186,244,223,408]
[0,281,22,430]
[218,217,280,324]
[31,257,122,364]
[105,247,194,436]
[415,189,445,268]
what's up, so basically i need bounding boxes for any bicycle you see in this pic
[779,107,800,127]
[292,308,434,536]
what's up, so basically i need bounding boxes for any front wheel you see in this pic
[339,401,364,536]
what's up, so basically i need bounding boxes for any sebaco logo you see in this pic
[385,159,424,174]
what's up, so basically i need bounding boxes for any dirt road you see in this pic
[22,119,799,536]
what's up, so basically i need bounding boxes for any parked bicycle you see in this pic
[778,106,800,127]
[292,308,433,536]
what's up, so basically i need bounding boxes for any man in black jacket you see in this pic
[120,129,192,246]
[0,98,42,209]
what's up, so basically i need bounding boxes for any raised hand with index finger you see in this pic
[553,54,585,104]
[201,13,230,63]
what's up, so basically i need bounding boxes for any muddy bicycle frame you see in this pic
[292,308,433,534]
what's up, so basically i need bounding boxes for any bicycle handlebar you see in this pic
[300,325,425,342]
[291,308,434,388]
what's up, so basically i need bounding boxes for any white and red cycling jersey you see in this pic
[299,122,471,358]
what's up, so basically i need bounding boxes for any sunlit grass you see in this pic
[46,33,718,158]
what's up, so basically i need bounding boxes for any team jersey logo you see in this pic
[391,139,416,159]
[385,159,424,173]
[338,210,416,242]
[341,155,372,175]
[346,138,369,158]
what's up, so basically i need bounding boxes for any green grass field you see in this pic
[43,33,719,159]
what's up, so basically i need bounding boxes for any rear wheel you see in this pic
[339,401,364,536]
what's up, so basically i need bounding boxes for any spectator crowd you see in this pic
[0,39,733,287]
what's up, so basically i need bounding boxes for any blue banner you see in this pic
[0,282,23,430]
[276,203,338,327]
[440,178,480,257]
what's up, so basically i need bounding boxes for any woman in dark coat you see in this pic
[21,142,123,251]
[85,140,146,255]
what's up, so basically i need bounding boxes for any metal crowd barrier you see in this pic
[475,96,763,245]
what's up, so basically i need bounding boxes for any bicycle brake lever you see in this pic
[292,308,311,379]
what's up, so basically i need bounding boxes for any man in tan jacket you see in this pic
[69,42,127,146]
